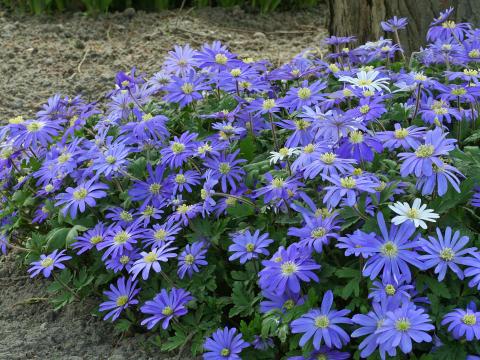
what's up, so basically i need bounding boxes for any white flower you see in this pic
[388,198,439,229]
[338,70,390,93]
[269,147,299,164]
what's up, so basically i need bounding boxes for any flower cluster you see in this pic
[2,7,480,359]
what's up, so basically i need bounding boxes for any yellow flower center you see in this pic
[120,255,130,264]
[40,257,54,268]
[116,295,129,307]
[279,147,290,157]
[462,314,477,325]
[149,183,162,194]
[154,229,167,241]
[198,144,212,154]
[271,178,285,188]
[8,115,24,124]
[171,142,186,154]
[381,241,398,258]
[315,315,330,328]
[45,184,54,193]
[143,113,153,121]
[385,284,396,295]
[143,206,155,216]
[144,251,158,263]
[281,261,298,276]
[90,235,103,245]
[106,155,117,164]
[26,121,44,132]
[357,78,372,86]
[311,227,327,239]
[177,204,192,214]
[221,348,230,356]
[329,64,340,73]
[340,177,356,189]
[219,162,231,174]
[464,69,478,76]
[230,68,241,77]
[73,188,88,200]
[262,99,276,111]
[184,254,195,265]
[415,144,434,158]
[320,152,336,164]
[283,299,295,310]
[395,318,411,331]
[114,231,130,245]
[303,144,314,154]
[394,128,409,139]
[181,83,194,94]
[246,243,255,252]
[442,20,456,29]
[215,53,228,65]
[120,210,133,222]
[162,306,174,315]
[349,131,364,144]
[58,153,72,164]
[414,73,427,81]
[359,105,370,114]
[440,247,455,261]
[295,119,310,130]
[175,174,186,184]
[298,87,312,100]
[451,87,467,96]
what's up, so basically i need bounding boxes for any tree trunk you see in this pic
[328,0,480,55]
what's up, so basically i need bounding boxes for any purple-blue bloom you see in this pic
[28,249,72,278]
[178,241,208,279]
[290,290,352,350]
[55,179,108,218]
[228,229,273,264]
[99,276,140,321]
[129,243,177,280]
[203,327,249,360]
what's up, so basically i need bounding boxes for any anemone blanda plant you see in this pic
[2,7,480,359]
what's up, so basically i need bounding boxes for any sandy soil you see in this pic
[0,6,327,359]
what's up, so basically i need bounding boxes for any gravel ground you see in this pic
[0,6,327,360]
[0,6,327,119]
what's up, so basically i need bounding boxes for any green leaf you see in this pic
[229,282,256,317]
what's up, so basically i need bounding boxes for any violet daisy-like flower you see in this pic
[441,304,480,341]
[323,174,378,208]
[163,70,210,108]
[28,249,72,278]
[254,173,304,209]
[169,169,200,195]
[303,152,356,180]
[337,230,378,258]
[228,229,273,264]
[259,244,320,295]
[105,249,140,273]
[288,214,340,254]
[362,212,423,282]
[352,300,397,359]
[11,119,63,150]
[129,242,177,280]
[291,290,352,350]
[381,16,408,32]
[129,163,170,209]
[140,288,193,330]
[369,275,413,304]
[418,97,461,125]
[178,241,208,279]
[203,327,249,360]
[160,131,198,169]
[99,277,140,321]
[204,150,246,193]
[418,227,475,281]
[97,221,145,260]
[144,219,182,248]
[275,118,314,147]
[91,142,130,178]
[376,301,434,354]
[376,124,426,150]
[163,44,198,76]
[281,80,326,111]
[472,187,480,208]
[415,161,462,196]
[399,127,456,177]
[259,290,305,313]
[169,201,202,226]
[459,252,480,290]
[72,222,109,255]
[55,179,108,219]
[337,130,383,163]
[288,347,350,360]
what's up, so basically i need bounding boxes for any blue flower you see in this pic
[288,214,340,254]
[228,229,273,264]
[375,302,434,354]
[55,179,108,219]
[99,277,140,321]
[178,241,208,279]
[160,131,198,169]
[291,290,352,350]
[381,16,408,32]
[323,173,378,208]
[204,150,246,193]
[163,70,210,108]
[28,250,72,278]
[129,243,177,280]
[418,227,476,281]
[259,244,320,295]
[203,327,249,360]
[362,212,423,282]
[140,288,193,330]
[441,303,480,341]
[72,222,110,255]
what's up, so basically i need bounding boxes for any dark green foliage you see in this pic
[0,0,320,14]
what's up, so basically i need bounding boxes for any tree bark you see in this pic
[328,0,480,55]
